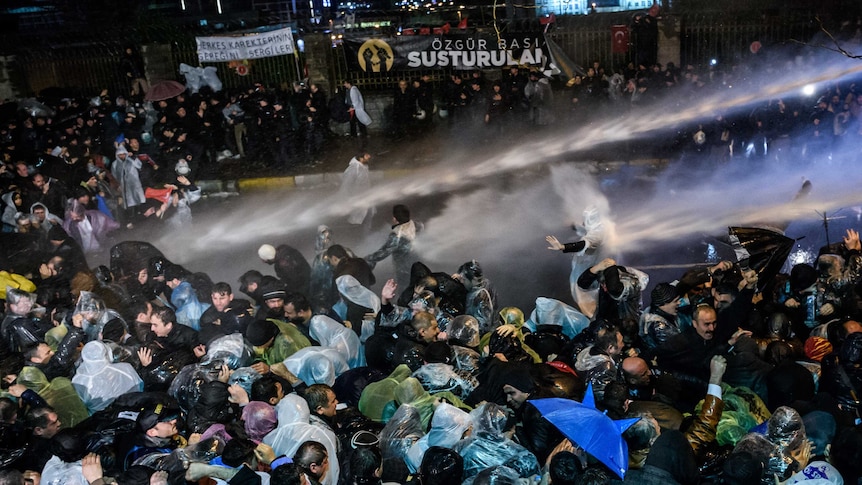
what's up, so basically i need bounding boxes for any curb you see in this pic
[196,159,669,196]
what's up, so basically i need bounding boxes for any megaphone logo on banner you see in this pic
[358,39,394,72]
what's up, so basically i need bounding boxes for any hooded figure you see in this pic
[358,364,413,422]
[309,313,364,368]
[283,346,349,387]
[1,287,50,353]
[242,401,278,444]
[764,406,811,482]
[365,205,421,290]
[379,404,425,483]
[186,381,236,434]
[72,340,144,414]
[30,202,64,233]
[339,153,373,225]
[447,315,481,374]
[385,377,438,428]
[455,402,540,479]
[405,403,471,473]
[62,199,119,253]
[263,394,340,485]
[18,366,89,428]
[334,274,381,341]
[111,145,146,210]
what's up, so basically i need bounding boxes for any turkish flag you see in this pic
[611,25,629,54]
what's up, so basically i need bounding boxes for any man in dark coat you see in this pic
[258,243,311,296]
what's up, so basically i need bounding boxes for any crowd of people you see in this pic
[1,50,862,485]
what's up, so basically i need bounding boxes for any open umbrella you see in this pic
[728,226,794,292]
[530,384,639,479]
[144,80,187,102]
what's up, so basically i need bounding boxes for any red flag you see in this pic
[611,25,629,54]
[539,13,556,25]
[433,26,444,34]
[419,27,431,35]
[458,17,468,29]
[402,28,415,35]
[441,23,451,34]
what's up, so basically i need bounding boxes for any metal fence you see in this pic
[679,14,816,67]
[14,39,305,98]
[11,11,818,97]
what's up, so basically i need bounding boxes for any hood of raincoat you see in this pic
[19,366,89,428]
[470,402,507,439]
[309,315,362,367]
[427,403,471,447]
[72,340,144,413]
[359,364,413,422]
[395,377,437,429]
[404,402,472,473]
[526,297,590,339]
[336,274,381,313]
[265,394,341,485]
[242,401,277,443]
[765,406,810,480]
[5,286,35,312]
[283,347,348,387]
[448,315,480,348]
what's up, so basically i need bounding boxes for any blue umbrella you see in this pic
[530,384,639,479]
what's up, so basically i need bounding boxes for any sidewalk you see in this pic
[198,126,670,196]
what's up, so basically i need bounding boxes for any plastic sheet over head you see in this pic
[336,275,381,313]
[73,340,143,413]
[457,402,540,478]
[5,286,35,309]
[168,360,225,413]
[525,297,590,339]
[202,333,254,369]
[284,347,348,387]
[228,367,262,397]
[380,404,424,465]
[75,291,107,339]
[448,315,480,348]
[412,363,476,398]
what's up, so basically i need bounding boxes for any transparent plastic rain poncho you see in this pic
[455,402,540,479]
[463,465,522,485]
[201,333,254,369]
[167,360,225,414]
[72,340,143,414]
[18,366,89,428]
[171,281,210,331]
[335,274,381,341]
[131,438,224,485]
[412,363,477,399]
[242,401,278,443]
[227,367,263,397]
[525,297,591,339]
[309,314,364,368]
[283,346,349,387]
[5,286,35,312]
[379,404,425,471]
[74,291,107,341]
[263,394,340,485]
[394,377,438,430]
[41,456,87,485]
[765,406,811,481]
[359,364,413,422]
[405,402,471,473]
[448,315,480,348]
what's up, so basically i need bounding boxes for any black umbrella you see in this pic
[728,226,794,292]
